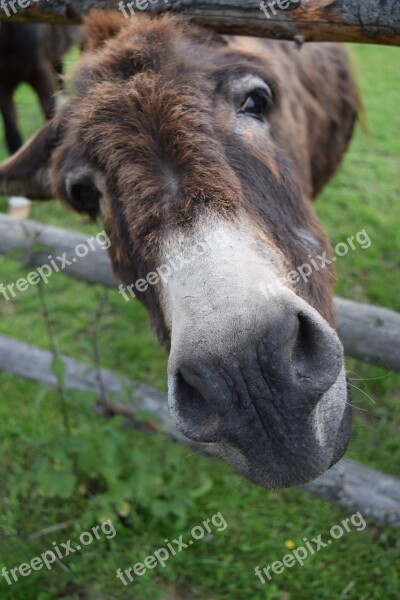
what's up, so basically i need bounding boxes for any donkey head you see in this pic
[0,11,358,487]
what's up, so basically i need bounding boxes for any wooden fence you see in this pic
[0,0,399,46]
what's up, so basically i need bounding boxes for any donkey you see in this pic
[0,23,82,155]
[0,11,359,488]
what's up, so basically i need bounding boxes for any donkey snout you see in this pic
[167,292,350,488]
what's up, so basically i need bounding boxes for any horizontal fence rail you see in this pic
[0,332,399,527]
[0,1,399,46]
[0,214,399,371]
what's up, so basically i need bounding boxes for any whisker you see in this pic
[348,382,376,404]
[345,400,369,413]
[347,374,393,382]
[346,367,393,383]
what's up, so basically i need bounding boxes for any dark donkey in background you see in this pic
[0,11,359,489]
[0,23,82,155]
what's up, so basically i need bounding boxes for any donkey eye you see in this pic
[65,174,101,217]
[239,89,272,119]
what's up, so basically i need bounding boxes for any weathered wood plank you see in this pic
[0,0,399,46]
[0,214,399,371]
[0,332,399,527]
[335,298,400,373]
[0,214,118,288]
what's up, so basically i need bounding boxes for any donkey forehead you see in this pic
[72,26,278,101]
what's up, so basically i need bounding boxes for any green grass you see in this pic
[0,44,399,600]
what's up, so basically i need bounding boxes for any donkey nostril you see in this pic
[291,311,341,386]
[169,369,220,442]
[292,312,319,377]
[175,370,211,421]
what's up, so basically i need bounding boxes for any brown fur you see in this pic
[1,11,358,345]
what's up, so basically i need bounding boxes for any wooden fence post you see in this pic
[0,0,399,46]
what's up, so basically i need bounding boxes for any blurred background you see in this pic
[0,30,399,600]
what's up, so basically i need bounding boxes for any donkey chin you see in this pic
[163,224,351,489]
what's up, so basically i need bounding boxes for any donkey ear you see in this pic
[0,120,57,199]
[84,9,126,51]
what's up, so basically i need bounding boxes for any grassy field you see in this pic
[0,43,399,600]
